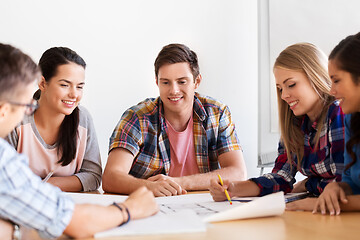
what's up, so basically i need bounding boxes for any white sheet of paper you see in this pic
[66,192,128,205]
[66,191,285,237]
[203,191,285,222]
[95,210,206,238]
[66,192,207,238]
[156,192,213,204]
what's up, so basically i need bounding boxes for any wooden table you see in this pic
[21,210,360,240]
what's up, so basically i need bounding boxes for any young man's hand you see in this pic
[146,174,187,196]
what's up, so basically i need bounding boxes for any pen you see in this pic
[217,174,232,205]
[232,199,252,203]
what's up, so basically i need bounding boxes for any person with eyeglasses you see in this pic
[6,99,38,115]
[0,43,158,239]
[6,47,102,192]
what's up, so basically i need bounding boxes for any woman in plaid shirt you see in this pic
[210,43,345,211]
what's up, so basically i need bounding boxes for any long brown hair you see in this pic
[329,32,360,170]
[36,47,86,166]
[274,43,334,166]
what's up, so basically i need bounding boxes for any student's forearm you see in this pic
[340,195,360,212]
[209,179,261,200]
[64,204,124,238]
[102,171,148,194]
[231,180,261,197]
[176,166,245,191]
[47,176,83,192]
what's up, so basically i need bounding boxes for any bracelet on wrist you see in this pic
[112,202,131,226]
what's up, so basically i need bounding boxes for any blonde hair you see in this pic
[274,43,334,166]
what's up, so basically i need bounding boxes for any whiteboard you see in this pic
[268,0,360,132]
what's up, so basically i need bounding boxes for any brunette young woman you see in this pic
[314,32,360,215]
[7,47,101,192]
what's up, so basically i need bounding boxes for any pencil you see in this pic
[217,174,232,205]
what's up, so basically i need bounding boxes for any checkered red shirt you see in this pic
[109,93,241,178]
[251,103,344,196]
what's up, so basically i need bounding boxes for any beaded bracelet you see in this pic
[112,202,131,226]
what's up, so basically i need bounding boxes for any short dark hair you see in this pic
[154,43,200,79]
[0,43,40,101]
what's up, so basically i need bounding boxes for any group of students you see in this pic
[0,31,359,239]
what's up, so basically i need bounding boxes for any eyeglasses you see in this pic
[7,99,38,115]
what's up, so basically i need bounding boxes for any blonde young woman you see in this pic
[209,43,345,210]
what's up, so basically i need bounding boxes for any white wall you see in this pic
[267,0,360,135]
[1,0,260,177]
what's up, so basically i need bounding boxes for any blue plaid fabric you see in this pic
[0,138,74,238]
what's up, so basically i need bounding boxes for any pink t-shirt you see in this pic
[166,116,199,177]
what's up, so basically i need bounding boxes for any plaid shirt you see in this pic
[0,138,74,239]
[109,93,241,178]
[251,103,344,196]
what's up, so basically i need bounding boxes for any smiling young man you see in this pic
[103,43,247,196]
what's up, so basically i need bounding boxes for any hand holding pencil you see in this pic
[209,174,233,203]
